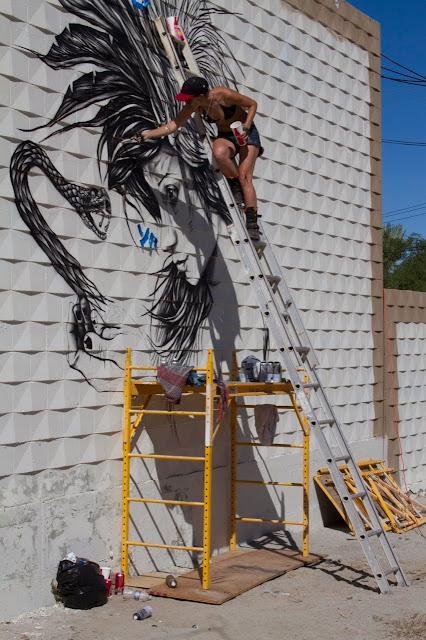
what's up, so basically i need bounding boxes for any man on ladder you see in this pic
[134,76,264,240]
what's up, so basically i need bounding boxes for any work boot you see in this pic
[244,207,260,241]
[227,176,244,206]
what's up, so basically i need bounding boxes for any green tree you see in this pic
[383,223,426,292]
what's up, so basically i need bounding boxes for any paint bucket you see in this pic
[230,121,247,146]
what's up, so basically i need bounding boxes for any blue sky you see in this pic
[349,0,426,238]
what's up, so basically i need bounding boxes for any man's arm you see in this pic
[135,103,194,141]
[221,87,258,129]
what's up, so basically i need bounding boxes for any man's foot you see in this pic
[245,207,260,240]
[227,177,244,206]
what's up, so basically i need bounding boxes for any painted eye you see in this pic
[164,184,179,202]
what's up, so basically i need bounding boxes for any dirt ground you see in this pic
[1,522,426,640]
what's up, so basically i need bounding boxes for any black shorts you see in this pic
[216,123,264,158]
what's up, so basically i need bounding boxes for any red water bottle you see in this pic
[114,572,125,595]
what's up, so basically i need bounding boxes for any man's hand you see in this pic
[132,131,151,143]
[241,125,250,143]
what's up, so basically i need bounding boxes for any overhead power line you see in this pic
[383,201,426,217]
[381,54,426,86]
[383,211,426,224]
[382,54,426,81]
[382,139,426,146]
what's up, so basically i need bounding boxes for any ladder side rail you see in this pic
[295,368,410,587]
[312,428,409,589]
[154,17,206,140]
[261,337,408,590]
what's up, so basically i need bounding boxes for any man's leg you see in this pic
[238,145,260,238]
[212,139,244,205]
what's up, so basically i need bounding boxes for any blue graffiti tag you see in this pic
[138,224,157,249]
[132,0,150,10]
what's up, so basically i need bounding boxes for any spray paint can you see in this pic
[165,574,178,588]
[272,362,282,382]
[114,572,125,595]
[105,579,112,597]
[258,361,267,382]
[230,121,247,146]
[266,362,274,382]
[133,605,153,620]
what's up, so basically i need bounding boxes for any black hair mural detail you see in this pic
[10,0,238,378]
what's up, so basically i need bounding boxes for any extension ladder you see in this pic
[154,16,409,594]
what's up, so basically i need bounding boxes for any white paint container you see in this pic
[230,121,247,146]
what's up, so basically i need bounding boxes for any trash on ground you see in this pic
[165,575,178,588]
[123,587,152,601]
[56,556,107,610]
[133,605,153,620]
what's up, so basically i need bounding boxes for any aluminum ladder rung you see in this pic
[383,566,399,577]
[332,455,351,463]
[346,491,367,500]
[292,346,310,354]
[266,274,281,284]
[317,418,334,427]
[364,529,383,538]
[303,382,319,390]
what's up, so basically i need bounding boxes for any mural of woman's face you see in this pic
[144,146,219,285]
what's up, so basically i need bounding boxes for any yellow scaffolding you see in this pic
[122,347,216,589]
[228,357,310,556]
[122,349,310,590]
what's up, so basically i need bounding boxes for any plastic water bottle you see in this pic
[123,588,152,601]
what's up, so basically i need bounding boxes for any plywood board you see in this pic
[126,572,170,589]
[146,548,324,604]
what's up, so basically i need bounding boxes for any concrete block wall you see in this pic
[383,289,426,493]
[1,0,385,618]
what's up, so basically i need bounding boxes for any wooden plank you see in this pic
[146,548,324,604]
[126,572,170,589]
[314,472,352,528]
